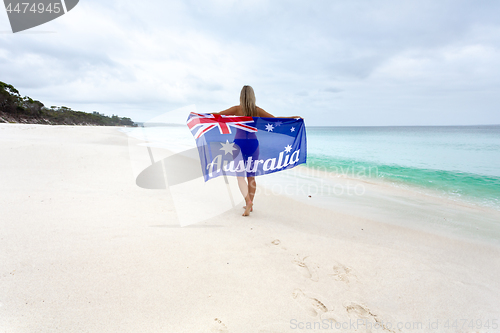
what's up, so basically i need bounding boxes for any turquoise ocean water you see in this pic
[122,124,500,211]
[306,125,500,211]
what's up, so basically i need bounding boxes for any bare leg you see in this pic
[237,176,252,212]
[247,176,256,204]
[243,176,256,216]
[237,176,248,201]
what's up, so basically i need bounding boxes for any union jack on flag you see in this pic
[186,113,257,139]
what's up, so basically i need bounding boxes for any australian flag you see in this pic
[186,112,307,181]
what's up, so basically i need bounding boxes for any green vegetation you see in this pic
[0,81,136,126]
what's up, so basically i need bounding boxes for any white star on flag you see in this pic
[265,123,274,132]
[284,145,292,153]
[275,121,282,127]
[220,140,237,155]
[290,127,295,132]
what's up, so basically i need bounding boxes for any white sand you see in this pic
[1,124,499,333]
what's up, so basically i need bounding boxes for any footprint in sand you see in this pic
[345,301,384,325]
[344,302,397,332]
[293,256,319,282]
[292,289,329,317]
[210,318,228,333]
[330,261,355,283]
[344,302,372,318]
[269,239,288,251]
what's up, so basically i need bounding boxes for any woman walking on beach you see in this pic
[214,85,301,216]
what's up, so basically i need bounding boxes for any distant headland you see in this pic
[0,81,137,126]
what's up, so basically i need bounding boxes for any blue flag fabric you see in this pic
[186,112,307,182]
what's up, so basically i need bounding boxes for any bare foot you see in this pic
[242,205,253,212]
[243,201,253,216]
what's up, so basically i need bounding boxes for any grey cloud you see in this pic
[324,88,343,94]
[1,0,499,125]
[0,35,125,90]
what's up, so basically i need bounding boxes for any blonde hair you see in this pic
[240,85,257,117]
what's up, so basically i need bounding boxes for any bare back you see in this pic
[219,105,274,118]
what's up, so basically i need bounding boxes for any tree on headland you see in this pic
[0,81,137,126]
[0,81,24,115]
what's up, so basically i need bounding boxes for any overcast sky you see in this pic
[1,0,499,126]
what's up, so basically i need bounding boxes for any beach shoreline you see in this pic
[256,164,500,247]
[1,123,499,332]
